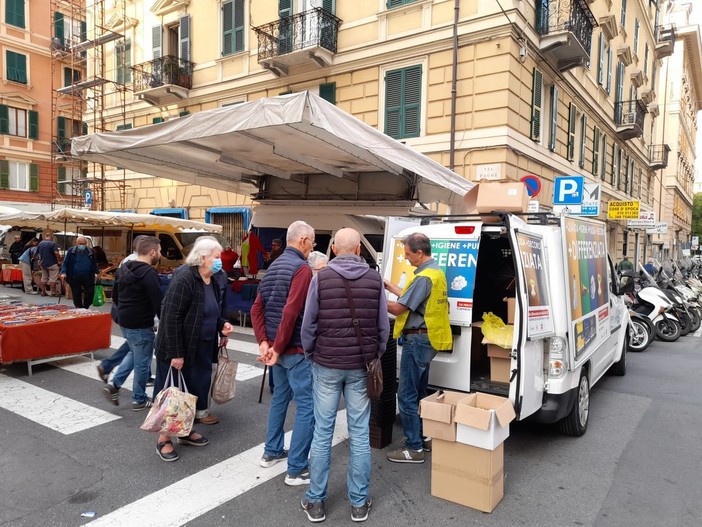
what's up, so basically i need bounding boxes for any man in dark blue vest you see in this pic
[251,220,316,488]
[300,228,389,523]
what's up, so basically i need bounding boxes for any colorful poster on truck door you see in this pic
[387,236,479,326]
[563,217,610,359]
[515,232,554,338]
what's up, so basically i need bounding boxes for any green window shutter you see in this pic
[6,0,25,29]
[606,48,612,94]
[29,163,38,192]
[620,0,627,27]
[0,105,8,134]
[385,69,402,139]
[6,51,27,84]
[54,12,65,43]
[116,42,124,84]
[57,116,66,138]
[28,110,38,139]
[403,65,421,137]
[611,143,618,186]
[530,68,543,141]
[548,84,558,151]
[234,0,245,53]
[279,0,292,17]
[179,110,190,117]
[222,1,234,55]
[579,114,587,169]
[116,123,132,131]
[0,160,9,189]
[567,103,576,161]
[592,126,600,176]
[64,67,72,87]
[323,0,334,14]
[384,65,422,139]
[152,117,164,124]
[319,82,336,105]
[179,15,191,63]
[80,20,87,41]
[597,33,604,85]
[152,25,162,59]
[388,0,405,8]
[82,122,88,135]
[600,135,607,180]
[125,40,132,82]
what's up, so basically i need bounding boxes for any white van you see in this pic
[386,212,634,436]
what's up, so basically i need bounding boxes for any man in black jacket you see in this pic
[103,236,163,410]
[8,235,24,264]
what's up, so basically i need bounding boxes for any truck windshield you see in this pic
[176,232,230,256]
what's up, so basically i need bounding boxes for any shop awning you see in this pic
[151,207,189,219]
[72,92,472,208]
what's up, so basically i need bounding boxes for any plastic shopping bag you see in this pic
[141,369,197,437]
[93,285,106,307]
[481,312,514,349]
[211,346,238,404]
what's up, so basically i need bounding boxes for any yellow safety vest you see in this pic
[394,267,453,351]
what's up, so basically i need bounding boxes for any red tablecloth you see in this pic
[0,312,112,364]
[1,268,22,284]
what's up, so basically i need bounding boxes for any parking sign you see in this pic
[84,190,92,207]
[553,176,584,205]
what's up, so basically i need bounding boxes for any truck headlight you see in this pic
[548,336,568,378]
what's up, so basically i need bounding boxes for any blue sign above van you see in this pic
[553,176,584,205]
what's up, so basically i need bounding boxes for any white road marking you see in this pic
[694,326,702,337]
[83,411,349,527]
[0,373,121,434]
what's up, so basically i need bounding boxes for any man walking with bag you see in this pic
[384,232,452,464]
[60,236,100,309]
[251,221,315,488]
[103,236,163,410]
[300,228,389,523]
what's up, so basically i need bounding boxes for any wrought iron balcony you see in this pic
[649,144,671,170]
[614,100,647,140]
[132,55,194,106]
[655,24,676,59]
[535,0,596,71]
[254,7,342,76]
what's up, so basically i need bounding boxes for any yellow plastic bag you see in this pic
[481,312,513,349]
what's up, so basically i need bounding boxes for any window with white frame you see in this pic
[7,107,26,137]
[9,160,28,190]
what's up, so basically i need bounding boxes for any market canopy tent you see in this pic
[0,208,222,233]
[72,92,472,208]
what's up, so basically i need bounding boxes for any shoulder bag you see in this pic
[340,275,383,400]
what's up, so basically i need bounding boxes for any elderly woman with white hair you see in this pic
[153,236,234,462]
[307,250,329,275]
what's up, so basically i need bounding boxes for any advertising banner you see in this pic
[387,236,480,325]
[607,201,640,219]
[515,232,554,338]
[563,218,611,359]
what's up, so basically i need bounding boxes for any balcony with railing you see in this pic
[253,7,342,76]
[649,144,671,170]
[535,0,596,72]
[132,55,194,106]
[614,99,647,140]
[655,24,676,59]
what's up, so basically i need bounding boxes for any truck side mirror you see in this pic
[618,272,635,295]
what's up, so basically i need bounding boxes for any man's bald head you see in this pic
[332,228,361,255]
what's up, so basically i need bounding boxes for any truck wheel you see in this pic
[559,369,589,437]
[655,318,681,342]
[610,334,627,376]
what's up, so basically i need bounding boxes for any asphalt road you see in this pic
[1,291,700,527]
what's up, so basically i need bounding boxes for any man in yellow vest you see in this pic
[384,233,452,463]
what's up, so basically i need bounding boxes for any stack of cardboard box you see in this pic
[420,391,515,512]
[483,297,515,383]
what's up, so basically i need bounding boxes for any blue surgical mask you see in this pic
[77,245,87,251]
[210,258,223,273]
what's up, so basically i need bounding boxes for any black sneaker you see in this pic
[351,500,372,522]
[301,499,325,523]
[132,400,153,411]
[146,376,155,387]
[260,449,288,468]
[422,436,432,452]
[103,384,119,406]
[96,364,109,383]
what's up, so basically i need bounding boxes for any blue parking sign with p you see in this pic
[553,176,584,205]
[84,190,92,206]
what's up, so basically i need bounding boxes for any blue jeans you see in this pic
[306,363,370,507]
[100,341,130,375]
[113,327,154,404]
[398,334,437,451]
[264,353,314,477]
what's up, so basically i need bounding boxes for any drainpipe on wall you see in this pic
[449,0,459,171]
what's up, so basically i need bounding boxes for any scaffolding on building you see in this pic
[49,0,129,211]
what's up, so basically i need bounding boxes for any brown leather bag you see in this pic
[340,275,383,400]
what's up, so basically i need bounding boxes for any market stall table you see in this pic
[1,266,23,288]
[0,303,112,375]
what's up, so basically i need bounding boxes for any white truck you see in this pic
[386,212,634,436]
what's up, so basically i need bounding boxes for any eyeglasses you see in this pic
[302,237,316,248]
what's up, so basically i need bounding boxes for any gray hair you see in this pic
[286,220,314,244]
[185,236,223,266]
[308,251,328,270]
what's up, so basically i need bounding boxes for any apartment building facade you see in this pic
[81,0,681,259]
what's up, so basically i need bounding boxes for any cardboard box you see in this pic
[489,357,511,383]
[454,393,516,450]
[419,391,467,442]
[431,439,504,513]
[462,182,529,218]
[504,297,515,324]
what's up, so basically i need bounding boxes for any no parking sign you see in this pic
[520,175,541,198]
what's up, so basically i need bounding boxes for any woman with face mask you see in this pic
[153,236,234,462]
[60,236,100,308]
